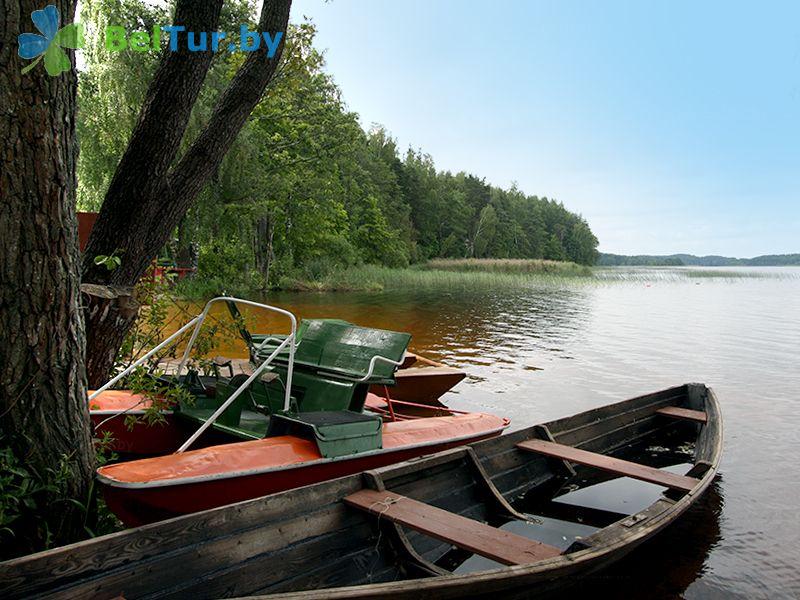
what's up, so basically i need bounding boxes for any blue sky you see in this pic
[293,0,800,256]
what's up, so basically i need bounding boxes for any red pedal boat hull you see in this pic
[98,413,508,526]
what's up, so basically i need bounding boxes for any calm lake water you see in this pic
[187,267,800,598]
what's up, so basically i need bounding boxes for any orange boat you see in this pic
[89,390,182,455]
[89,298,509,525]
[97,403,507,526]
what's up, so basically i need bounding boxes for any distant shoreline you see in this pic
[597,252,800,267]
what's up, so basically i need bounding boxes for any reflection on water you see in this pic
[179,267,800,597]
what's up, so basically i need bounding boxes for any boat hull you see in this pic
[90,412,184,455]
[102,428,504,527]
[370,366,466,404]
[89,390,185,455]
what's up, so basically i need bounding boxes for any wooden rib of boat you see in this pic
[2,383,722,600]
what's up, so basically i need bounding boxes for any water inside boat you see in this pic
[409,424,698,576]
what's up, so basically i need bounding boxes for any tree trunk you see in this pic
[254,214,275,288]
[82,0,292,387]
[175,217,198,273]
[81,284,139,386]
[0,0,95,558]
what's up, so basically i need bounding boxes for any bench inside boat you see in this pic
[338,388,716,580]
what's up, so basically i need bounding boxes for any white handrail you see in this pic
[174,297,297,412]
[90,296,299,430]
[175,335,292,453]
[88,316,201,401]
[354,354,406,382]
[254,336,288,353]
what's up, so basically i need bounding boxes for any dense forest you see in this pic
[77,0,598,291]
[598,253,800,267]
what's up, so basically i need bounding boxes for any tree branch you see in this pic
[165,1,292,211]
[83,0,225,282]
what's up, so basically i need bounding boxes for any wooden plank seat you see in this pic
[655,406,707,423]
[344,489,561,566]
[517,439,699,493]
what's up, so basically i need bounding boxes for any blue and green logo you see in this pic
[18,4,283,78]
[18,5,83,76]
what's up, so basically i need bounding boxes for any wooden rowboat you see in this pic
[2,383,721,599]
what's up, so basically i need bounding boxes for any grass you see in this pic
[279,259,594,292]
[594,266,798,282]
[175,276,267,301]
[421,258,593,276]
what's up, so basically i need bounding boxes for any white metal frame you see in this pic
[89,296,298,454]
[354,354,405,382]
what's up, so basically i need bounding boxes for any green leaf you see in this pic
[44,44,71,77]
[54,23,84,50]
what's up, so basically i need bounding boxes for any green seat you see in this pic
[267,410,383,458]
[194,313,411,441]
[251,319,410,415]
[177,373,275,440]
[255,319,411,384]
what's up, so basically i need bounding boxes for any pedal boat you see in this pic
[97,407,507,526]
[232,300,468,407]
[88,298,509,525]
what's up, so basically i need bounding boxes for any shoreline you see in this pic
[174,262,800,301]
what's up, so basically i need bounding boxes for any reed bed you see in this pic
[421,258,593,276]
[178,263,798,298]
[593,266,797,282]
[280,262,591,292]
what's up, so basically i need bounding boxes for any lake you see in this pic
[185,267,800,598]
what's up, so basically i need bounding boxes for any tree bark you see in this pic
[0,0,95,557]
[82,0,292,387]
[254,214,275,288]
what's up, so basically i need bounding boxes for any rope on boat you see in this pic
[365,496,403,581]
